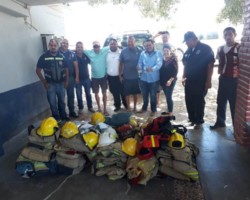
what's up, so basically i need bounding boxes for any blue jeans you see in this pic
[139,80,159,112]
[76,79,93,110]
[47,82,67,120]
[66,76,76,114]
[162,80,176,112]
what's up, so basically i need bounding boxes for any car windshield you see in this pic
[103,32,152,49]
[198,32,219,40]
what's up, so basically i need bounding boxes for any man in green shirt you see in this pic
[85,41,109,115]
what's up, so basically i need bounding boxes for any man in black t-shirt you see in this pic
[182,32,215,129]
[75,41,95,114]
[36,39,69,121]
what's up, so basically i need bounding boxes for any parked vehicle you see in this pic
[103,30,152,51]
[103,30,186,61]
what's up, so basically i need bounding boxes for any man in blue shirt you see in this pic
[119,35,142,112]
[36,39,69,121]
[59,39,79,118]
[75,41,95,114]
[138,39,163,116]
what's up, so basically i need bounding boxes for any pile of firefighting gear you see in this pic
[15,112,199,185]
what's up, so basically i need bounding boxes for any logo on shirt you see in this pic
[196,50,201,55]
[58,61,63,66]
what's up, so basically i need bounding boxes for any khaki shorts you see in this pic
[91,77,108,94]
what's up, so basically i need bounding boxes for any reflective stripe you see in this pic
[55,57,63,60]
[151,135,155,147]
[44,57,63,61]
[184,172,198,175]
[45,57,54,61]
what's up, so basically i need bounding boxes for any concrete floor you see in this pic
[1,67,250,200]
[1,123,250,200]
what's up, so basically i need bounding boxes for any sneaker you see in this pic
[88,108,95,113]
[114,107,121,112]
[70,112,79,118]
[78,109,84,114]
[210,123,226,130]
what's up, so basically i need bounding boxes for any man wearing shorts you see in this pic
[119,35,141,112]
[85,41,109,115]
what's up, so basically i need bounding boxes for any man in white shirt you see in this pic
[106,39,127,112]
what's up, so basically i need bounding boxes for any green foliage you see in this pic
[217,0,244,25]
[87,0,179,19]
[87,0,244,24]
[134,0,179,19]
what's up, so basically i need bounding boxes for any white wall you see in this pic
[0,5,65,93]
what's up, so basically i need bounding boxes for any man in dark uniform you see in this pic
[59,39,79,118]
[36,39,69,121]
[182,32,215,129]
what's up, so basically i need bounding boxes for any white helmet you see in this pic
[97,127,118,147]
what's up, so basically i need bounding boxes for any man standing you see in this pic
[182,31,215,129]
[119,35,142,112]
[85,41,109,116]
[210,27,240,129]
[59,39,79,118]
[36,39,69,121]
[107,39,127,112]
[75,41,95,114]
[138,39,163,116]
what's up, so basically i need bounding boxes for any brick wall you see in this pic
[234,0,250,145]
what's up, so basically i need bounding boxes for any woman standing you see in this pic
[160,45,178,115]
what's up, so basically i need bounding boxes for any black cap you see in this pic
[183,31,197,42]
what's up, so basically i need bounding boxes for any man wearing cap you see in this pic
[106,39,127,112]
[84,41,109,115]
[59,39,79,118]
[182,31,215,129]
[138,39,163,116]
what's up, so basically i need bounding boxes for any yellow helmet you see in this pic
[61,121,79,139]
[82,131,99,150]
[90,112,105,125]
[168,132,185,149]
[122,138,137,156]
[37,117,58,137]
[129,116,138,128]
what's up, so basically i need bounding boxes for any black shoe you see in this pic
[114,107,121,112]
[194,123,202,129]
[70,112,79,118]
[88,108,95,113]
[61,117,70,121]
[210,123,226,130]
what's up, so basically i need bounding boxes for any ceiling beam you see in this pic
[0,0,28,17]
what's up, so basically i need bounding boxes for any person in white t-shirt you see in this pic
[106,39,127,112]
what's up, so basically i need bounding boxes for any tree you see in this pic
[87,0,179,19]
[217,0,244,25]
[87,0,244,24]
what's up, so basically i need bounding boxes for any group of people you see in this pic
[36,26,240,130]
